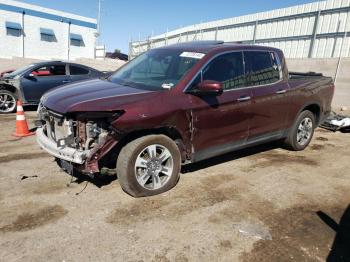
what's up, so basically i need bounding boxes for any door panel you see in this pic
[249,82,290,138]
[188,51,252,158]
[190,89,252,154]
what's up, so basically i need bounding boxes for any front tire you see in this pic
[116,135,181,197]
[284,110,315,151]
[0,90,17,114]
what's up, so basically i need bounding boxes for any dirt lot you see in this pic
[0,111,349,262]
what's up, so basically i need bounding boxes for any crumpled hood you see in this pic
[42,79,156,114]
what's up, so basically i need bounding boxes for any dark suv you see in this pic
[0,61,103,113]
[36,41,334,197]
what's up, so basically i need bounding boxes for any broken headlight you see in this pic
[74,111,125,150]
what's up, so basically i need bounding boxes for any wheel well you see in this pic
[302,104,321,125]
[99,127,184,169]
[0,84,17,95]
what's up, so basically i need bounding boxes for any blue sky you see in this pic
[18,0,318,53]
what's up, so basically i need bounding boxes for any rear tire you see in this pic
[0,90,17,114]
[116,135,181,197]
[284,110,315,151]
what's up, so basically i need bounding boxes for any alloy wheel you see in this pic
[0,92,16,113]
[134,144,174,190]
[297,117,313,146]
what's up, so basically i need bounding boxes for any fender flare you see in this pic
[294,101,322,125]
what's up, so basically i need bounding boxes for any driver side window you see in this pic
[203,52,245,90]
[31,65,66,77]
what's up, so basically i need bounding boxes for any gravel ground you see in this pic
[0,110,349,262]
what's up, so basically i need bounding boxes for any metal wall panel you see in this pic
[130,0,350,59]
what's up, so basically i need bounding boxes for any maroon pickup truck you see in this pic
[36,41,334,197]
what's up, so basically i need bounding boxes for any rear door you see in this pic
[188,51,252,160]
[21,64,70,102]
[244,50,290,140]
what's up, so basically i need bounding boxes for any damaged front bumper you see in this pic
[36,127,89,164]
[36,106,123,174]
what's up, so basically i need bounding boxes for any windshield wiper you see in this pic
[121,81,136,88]
[122,80,147,88]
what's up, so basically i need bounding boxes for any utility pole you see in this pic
[97,0,101,39]
[22,11,25,58]
[67,21,71,60]
[95,0,102,59]
[97,0,101,33]
[129,36,132,60]
[334,15,349,84]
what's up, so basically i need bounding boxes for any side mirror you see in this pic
[25,73,35,79]
[189,80,223,96]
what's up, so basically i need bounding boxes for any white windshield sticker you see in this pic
[180,52,205,59]
[162,83,174,89]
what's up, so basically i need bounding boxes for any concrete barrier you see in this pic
[0,57,41,72]
[0,57,125,73]
[0,57,348,108]
[75,58,125,72]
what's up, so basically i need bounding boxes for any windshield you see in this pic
[109,49,204,91]
[5,64,35,78]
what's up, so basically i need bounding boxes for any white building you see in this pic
[0,0,98,60]
[130,0,350,59]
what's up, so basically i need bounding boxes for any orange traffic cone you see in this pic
[12,100,35,137]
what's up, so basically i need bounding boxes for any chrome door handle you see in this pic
[62,80,71,83]
[276,89,287,94]
[237,96,251,102]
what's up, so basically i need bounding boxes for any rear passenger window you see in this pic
[244,51,281,86]
[202,52,245,90]
[70,66,89,75]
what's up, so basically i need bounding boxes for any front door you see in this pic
[21,64,70,102]
[187,51,252,161]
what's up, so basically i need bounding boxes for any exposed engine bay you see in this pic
[36,105,122,174]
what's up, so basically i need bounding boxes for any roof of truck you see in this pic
[156,40,280,54]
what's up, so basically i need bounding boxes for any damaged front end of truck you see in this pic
[36,105,124,175]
